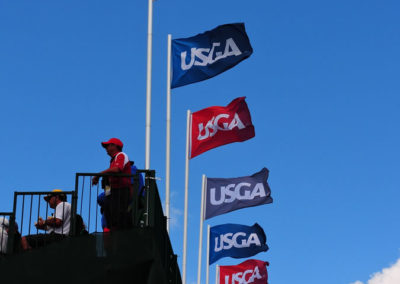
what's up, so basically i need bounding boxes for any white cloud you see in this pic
[351,258,400,284]
[169,206,183,229]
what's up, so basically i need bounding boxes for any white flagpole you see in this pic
[206,224,211,284]
[197,174,206,284]
[145,0,153,169]
[215,265,219,284]
[165,34,172,232]
[182,109,191,284]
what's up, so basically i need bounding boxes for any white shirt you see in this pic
[52,202,71,235]
[0,228,8,253]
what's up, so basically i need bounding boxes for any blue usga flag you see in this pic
[171,23,253,88]
[205,168,273,220]
[209,223,268,265]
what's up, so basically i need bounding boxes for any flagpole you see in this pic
[206,224,210,284]
[197,174,206,284]
[145,0,153,169]
[215,265,219,284]
[182,109,191,284]
[165,34,172,232]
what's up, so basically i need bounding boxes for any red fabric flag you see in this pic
[190,97,255,158]
[219,259,269,284]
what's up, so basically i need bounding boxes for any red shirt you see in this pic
[109,152,132,189]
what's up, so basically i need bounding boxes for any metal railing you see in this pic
[75,169,181,282]
[74,171,146,233]
[1,191,76,254]
[0,169,181,283]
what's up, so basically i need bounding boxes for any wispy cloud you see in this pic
[351,258,400,284]
[169,206,183,229]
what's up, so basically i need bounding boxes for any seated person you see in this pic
[21,189,71,251]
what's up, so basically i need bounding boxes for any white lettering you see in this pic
[213,232,261,252]
[209,182,266,205]
[235,182,252,200]
[210,187,224,206]
[197,113,245,141]
[180,48,196,70]
[180,38,242,71]
[224,266,263,284]
[194,48,211,66]
[247,266,262,283]
[251,183,266,199]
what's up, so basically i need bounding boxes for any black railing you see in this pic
[2,191,76,254]
[0,169,181,284]
[74,171,145,233]
[75,170,181,283]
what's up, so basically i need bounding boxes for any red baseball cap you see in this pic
[101,138,123,149]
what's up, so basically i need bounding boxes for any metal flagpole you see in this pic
[145,0,153,169]
[215,265,220,284]
[197,175,206,284]
[165,34,172,232]
[206,224,211,284]
[182,109,191,284]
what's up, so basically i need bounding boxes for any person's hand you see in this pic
[92,176,99,185]
[35,217,45,229]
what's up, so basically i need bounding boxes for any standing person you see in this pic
[92,138,132,231]
[0,218,21,254]
[0,217,9,254]
[21,189,71,251]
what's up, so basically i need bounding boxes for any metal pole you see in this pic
[206,224,211,284]
[197,174,206,284]
[165,34,172,232]
[145,0,153,169]
[182,110,191,284]
[215,265,219,284]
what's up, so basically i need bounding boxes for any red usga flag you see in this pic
[219,259,269,284]
[190,97,255,158]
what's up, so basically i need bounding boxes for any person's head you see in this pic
[101,138,123,157]
[44,189,66,209]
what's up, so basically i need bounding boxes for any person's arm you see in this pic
[35,217,62,230]
[44,217,63,228]
[92,153,125,185]
[92,166,121,185]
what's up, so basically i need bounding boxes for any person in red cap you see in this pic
[92,138,132,231]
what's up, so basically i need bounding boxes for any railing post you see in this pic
[70,173,79,236]
[6,192,18,254]
[131,174,139,226]
[147,170,156,227]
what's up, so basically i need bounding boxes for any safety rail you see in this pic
[7,191,77,254]
[0,169,181,284]
[75,170,181,282]
[74,171,146,233]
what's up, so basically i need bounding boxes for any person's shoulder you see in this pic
[116,152,130,162]
[57,201,71,208]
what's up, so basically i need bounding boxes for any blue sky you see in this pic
[1,1,400,283]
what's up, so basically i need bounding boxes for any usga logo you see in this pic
[223,266,263,284]
[210,182,266,205]
[214,232,261,252]
[197,113,245,141]
[180,38,242,70]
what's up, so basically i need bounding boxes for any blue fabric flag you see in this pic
[171,23,253,88]
[205,168,273,220]
[209,223,268,265]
